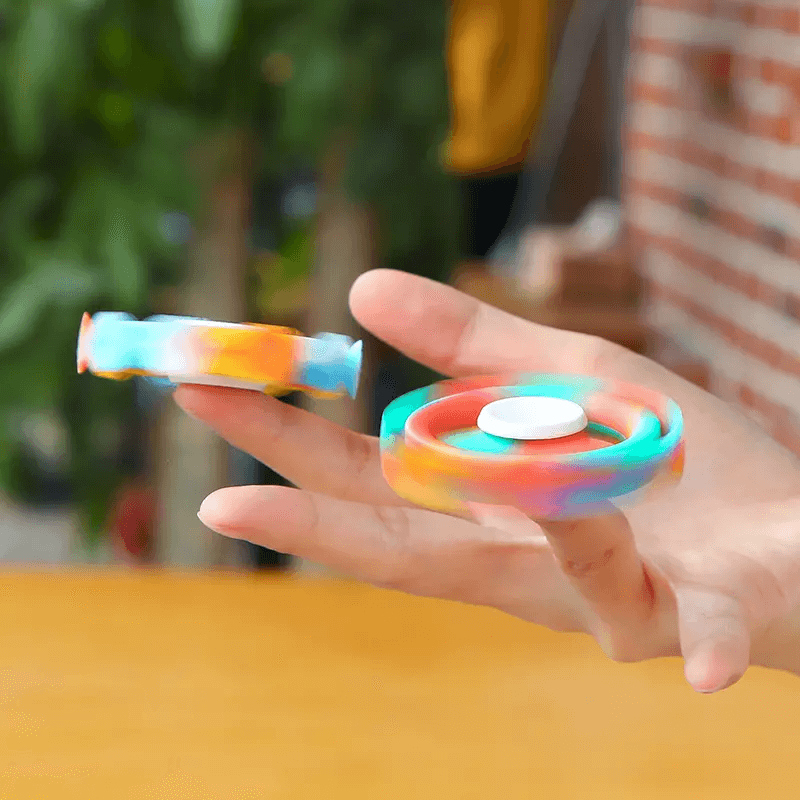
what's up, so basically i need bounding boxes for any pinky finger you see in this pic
[676,586,751,693]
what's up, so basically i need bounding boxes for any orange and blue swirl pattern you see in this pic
[77,312,362,399]
[380,374,684,520]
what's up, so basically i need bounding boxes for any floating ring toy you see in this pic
[77,312,363,399]
[380,374,684,520]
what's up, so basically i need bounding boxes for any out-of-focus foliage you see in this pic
[0,0,460,539]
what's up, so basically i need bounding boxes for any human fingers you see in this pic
[675,586,751,693]
[470,503,655,626]
[470,503,683,660]
[349,268,612,378]
[535,509,656,627]
[196,484,559,611]
[174,384,404,507]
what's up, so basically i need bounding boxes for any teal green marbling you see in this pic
[441,429,518,454]
[380,375,683,474]
[83,313,364,398]
[441,422,624,455]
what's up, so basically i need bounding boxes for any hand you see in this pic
[174,269,800,693]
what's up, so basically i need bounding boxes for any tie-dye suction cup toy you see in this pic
[380,374,684,520]
[77,312,363,399]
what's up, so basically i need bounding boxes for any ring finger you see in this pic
[174,384,406,507]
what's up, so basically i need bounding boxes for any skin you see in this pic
[173,269,800,694]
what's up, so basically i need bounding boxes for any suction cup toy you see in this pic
[77,312,363,399]
[380,374,684,520]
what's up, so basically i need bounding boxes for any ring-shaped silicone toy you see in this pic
[77,312,363,399]
[380,374,684,519]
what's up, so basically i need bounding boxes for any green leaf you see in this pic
[343,125,403,202]
[281,43,348,150]
[0,251,102,351]
[133,107,202,212]
[277,227,312,281]
[67,0,106,11]
[0,272,47,350]
[176,0,241,60]
[0,174,53,258]
[0,175,52,228]
[393,55,444,124]
[60,170,108,253]
[45,260,104,307]
[100,25,131,69]
[3,1,76,156]
[0,429,18,497]
[103,207,145,309]
[4,2,58,155]
[96,91,134,129]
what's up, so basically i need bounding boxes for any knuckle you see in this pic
[448,304,483,375]
[251,395,288,450]
[373,503,413,545]
[298,491,323,547]
[584,334,625,376]
[340,431,375,497]
[369,505,421,590]
[560,548,615,578]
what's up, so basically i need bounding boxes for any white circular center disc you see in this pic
[476,396,588,441]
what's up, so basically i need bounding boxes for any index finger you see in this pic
[349,269,604,378]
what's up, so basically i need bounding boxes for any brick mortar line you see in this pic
[626,176,800,288]
[641,245,800,358]
[644,275,800,379]
[645,299,800,454]
[637,1,800,35]
[626,194,800,294]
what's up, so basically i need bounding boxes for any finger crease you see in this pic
[563,548,615,577]
[340,432,377,500]
[448,303,484,375]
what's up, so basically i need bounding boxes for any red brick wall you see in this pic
[624,0,800,455]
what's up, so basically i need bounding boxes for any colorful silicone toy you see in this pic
[77,312,363,399]
[380,374,684,520]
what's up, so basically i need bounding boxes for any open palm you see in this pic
[176,269,800,693]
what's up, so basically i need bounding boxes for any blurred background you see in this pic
[2,0,800,795]
[0,0,641,568]
[0,0,463,566]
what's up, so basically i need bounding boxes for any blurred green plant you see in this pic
[0,0,461,540]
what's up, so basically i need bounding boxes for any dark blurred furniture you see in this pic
[453,247,649,356]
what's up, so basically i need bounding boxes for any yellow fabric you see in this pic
[443,0,549,175]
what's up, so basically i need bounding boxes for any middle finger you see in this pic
[174,384,406,507]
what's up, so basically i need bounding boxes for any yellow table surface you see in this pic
[0,570,797,799]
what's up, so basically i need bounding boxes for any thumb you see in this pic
[675,586,751,693]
